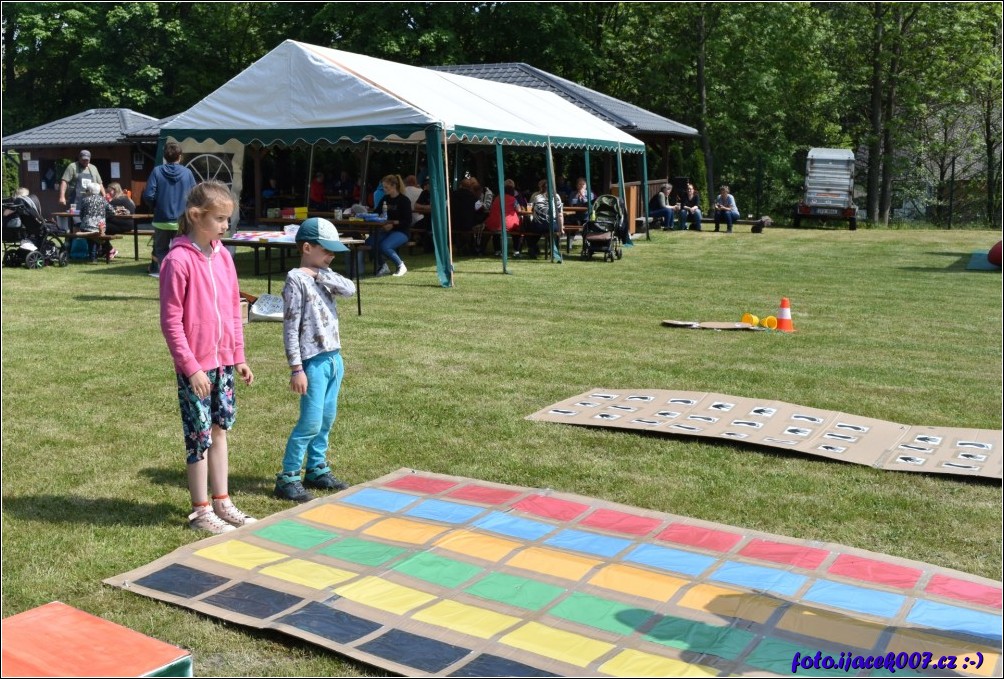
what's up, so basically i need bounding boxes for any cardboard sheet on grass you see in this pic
[106,469,1001,677]
[528,389,1002,480]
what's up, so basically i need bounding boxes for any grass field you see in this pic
[1,225,1001,676]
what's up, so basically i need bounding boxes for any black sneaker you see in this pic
[274,474,313,502]
[304,466,350,491]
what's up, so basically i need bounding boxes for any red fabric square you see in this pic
[446,484,522,506]
[511,494,589,521]
[580,509,662,536]
[926,574,1003,608]
[827,554,922,589]
[384,476,458,494]
[656,523,743,552]
[739,538,829,569]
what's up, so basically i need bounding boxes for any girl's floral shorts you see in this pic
[176,366,237,463]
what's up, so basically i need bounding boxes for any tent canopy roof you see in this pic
[164,40,645,153]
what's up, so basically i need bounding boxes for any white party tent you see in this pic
[161,40,646,286]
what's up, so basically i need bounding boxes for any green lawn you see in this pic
[2,226,1001,676]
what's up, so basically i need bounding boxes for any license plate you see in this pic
[816,208,838,215]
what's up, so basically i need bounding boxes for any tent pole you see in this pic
[640,149,651,241]
[306,143,315,207]
[361,140,371,207]
[544,141,562,263]
[495,143,508,274]
[584,149,592,222]
[616,143,632,246]
[443,130,454,286]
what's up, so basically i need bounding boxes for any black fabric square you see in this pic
[358,628,470,672]
[449,653,561,677]
[134,563,229,598]
[203,582,303,619]
[277,601,381,643]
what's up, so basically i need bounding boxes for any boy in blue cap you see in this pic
[275,218,357,502]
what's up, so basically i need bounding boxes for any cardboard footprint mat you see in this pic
[527,389,1002,480]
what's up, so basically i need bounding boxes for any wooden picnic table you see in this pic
[55,211,155,261]
[222,233,366,315]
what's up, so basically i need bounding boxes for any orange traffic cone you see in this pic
[776,297,795,332]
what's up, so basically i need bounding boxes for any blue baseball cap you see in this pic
[295,217,348,252]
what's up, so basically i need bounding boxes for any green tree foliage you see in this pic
[3,2,1000,223]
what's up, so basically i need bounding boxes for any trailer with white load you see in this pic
[794,148,859,230]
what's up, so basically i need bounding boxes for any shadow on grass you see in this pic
[138,467,277,496]
[2,494,186,526]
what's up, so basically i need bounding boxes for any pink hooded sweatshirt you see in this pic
[159,235,246,377]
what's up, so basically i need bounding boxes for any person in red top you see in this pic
[309,172,327,210]
[484,179,522,256]
[159,180,255,534]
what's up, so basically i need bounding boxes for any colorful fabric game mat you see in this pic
[528,389,1003,480]
[106,469,1001,677]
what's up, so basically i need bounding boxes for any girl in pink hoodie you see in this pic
[160,180,255,534]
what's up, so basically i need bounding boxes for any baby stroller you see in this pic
[2,196,68,268]
[580,194,625,262]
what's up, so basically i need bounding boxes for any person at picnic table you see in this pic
[368,174,412,277]
[713,184,740,233]
[275,217,356,503]
[649,183,677,232]
[523,179,564,259]
[406,175,434,252]
[158,180,255,534]
[484,179,522,256]
[679,182,703,231]
[567,177,594,225]
[144,141,198,278]
[103,182,136,235]
[449,176,480,254]
[308,171,327,211]
[77,182,118,261]
[58,149,104,211]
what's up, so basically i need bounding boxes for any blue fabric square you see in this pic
[906,600,1003,641]
[624,544,717,576]
[710,561,806,597]
[802,580,905,618]
[341,488,418,513]
[544,529,633,558]
[405,499,485,524]
[472,511,555,541]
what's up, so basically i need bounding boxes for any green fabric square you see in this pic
[392,552,484,588]
[745,638,850,676]
[318,537,407,566]
[252,520,339,550]
[464,572,565,611]
[549,592,656,636]
[644,614,756,661]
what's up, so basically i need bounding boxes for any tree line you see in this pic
[2,2,1000,227]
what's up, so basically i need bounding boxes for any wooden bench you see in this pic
[66,232,123,263]
[637,216,761,232]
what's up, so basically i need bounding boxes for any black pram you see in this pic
[580,194,626,262]
[2,195,68,268]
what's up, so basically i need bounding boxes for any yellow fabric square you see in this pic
[412,600,521,639]
[500,621,614,668]
[599,649,720,678]
[334,576,436,615]
[778,605,884,648]
[506,547,600,582]
[259,559,356,590]
[434,529,521,562]
[194,540,287,570]
[886,629,1001,678]
[589,564,686,602]
[677,583,782,624]
[362,517,447,544]
[300,504,380,530]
